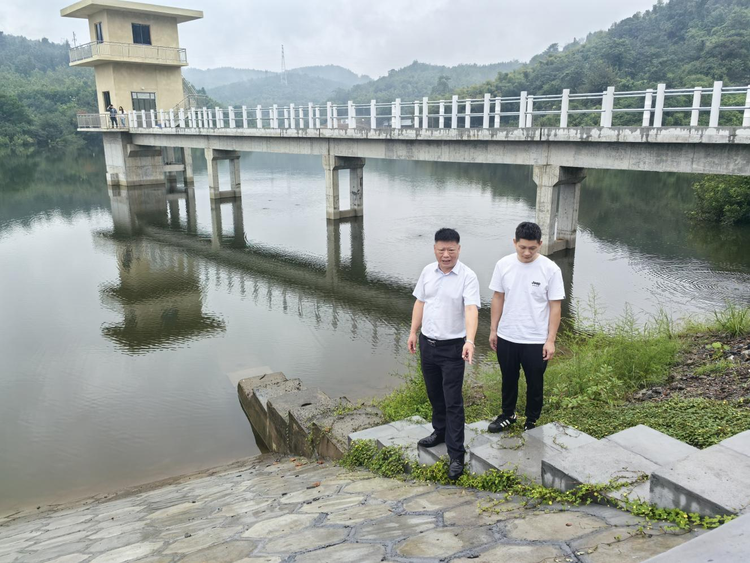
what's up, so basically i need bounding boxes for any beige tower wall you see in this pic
[94,63,184,113]
[86,9,180,48]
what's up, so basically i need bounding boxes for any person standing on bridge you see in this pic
[487,221,564,433]
[408,228,480,480]
[107,104,118,128]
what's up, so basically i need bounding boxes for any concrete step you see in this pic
[542,439,659,501]
[376,422,433,462]
[237,372,303,450]
[650,444,750,516]
[603,424,698,466]
[348,416,431,462]
[720,429,750,457]
[348,416,428,446]
[311,405,385,461]
[641,512,750,563]
[417,421,493,465]
[471,422,597,484]
[266,387,333,454]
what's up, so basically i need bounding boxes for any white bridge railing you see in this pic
[77,81,750,132]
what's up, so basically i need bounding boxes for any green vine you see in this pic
[340,440,736,530]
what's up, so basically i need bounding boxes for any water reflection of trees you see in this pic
[0,149,108,231]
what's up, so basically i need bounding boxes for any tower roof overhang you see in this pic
[61,0,203,23]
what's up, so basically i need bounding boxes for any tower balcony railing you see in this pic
[69,41,187,66]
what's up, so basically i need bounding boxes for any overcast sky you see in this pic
[2,0,659,78]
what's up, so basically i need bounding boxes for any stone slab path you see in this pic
[0,454,704,563]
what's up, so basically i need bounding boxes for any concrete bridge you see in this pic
[79,81,750,254]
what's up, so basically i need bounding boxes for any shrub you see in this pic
[691,175,750,225]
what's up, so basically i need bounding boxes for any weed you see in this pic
[339,442,735,531]
[694,359,735,377]
[712,303,750,337]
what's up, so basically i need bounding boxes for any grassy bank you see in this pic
[376,304,750,448]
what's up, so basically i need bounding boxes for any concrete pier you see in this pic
[533,165,586,255]
[205,148,242,200]
[323,155,365,220]
[102,132,165,188]
[182,147,195,187]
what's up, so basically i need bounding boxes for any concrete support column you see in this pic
[322,155,365,220]
[229,158,241,193]
[183,148,194,187]
[165,146,178,192]
[349,166,364,216]
[102,132,164,188]
[205,148,242,200]
[532,165,586,255]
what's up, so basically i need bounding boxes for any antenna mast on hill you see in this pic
[280,44,288,85]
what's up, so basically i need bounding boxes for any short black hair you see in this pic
[434,228,460,244]
[515,221,542,243]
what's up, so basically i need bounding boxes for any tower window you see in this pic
[94,22,103,43]
[132,24,151,45]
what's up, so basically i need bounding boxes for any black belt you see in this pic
[421,334,465,347]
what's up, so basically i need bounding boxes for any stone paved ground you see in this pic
[0,454,706,563]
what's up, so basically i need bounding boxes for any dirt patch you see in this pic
[631,334,750,404]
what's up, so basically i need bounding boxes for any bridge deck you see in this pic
[104,126,750,176]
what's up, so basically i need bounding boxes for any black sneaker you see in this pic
[448,457,464,480]
[418,432,445,448]
[487,413,517,433]
[524,420,537,431]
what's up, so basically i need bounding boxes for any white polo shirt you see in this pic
[489,253,565,344]
[413,260,481,340]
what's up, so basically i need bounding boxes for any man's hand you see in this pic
[462,342,475,364]
[408,332,418,354]
[489,332,498,352]
[542,340,556,360]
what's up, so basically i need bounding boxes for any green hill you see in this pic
[207,60,521,107]
[206,72,350,107]
[287,65,371,86]
[0,33,97,153]
[333,61,522,104]
[461,0,750,126]
[183,67,274,90]
[203,64,372,107]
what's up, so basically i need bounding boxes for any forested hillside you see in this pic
[332,61,521,104]
[0,33,97,153]
[204,64,371,106]
[207,72,350,107]
[183,67,274,90]
[463,0,750,107]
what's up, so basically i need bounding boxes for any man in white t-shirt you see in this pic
[408,228,481,480]
[487,221,564,432]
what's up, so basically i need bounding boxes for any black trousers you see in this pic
[496,337,548,422]
[419,333,465,460]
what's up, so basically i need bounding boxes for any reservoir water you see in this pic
[1,149,749,515]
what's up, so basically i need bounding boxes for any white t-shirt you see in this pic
[489,254,565,344]
[413,260,481,340]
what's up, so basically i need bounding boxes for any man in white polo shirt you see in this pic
[487,221,564,433]
[407,228,481,480]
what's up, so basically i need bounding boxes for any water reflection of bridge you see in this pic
[102,184,574,354]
